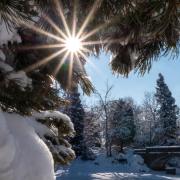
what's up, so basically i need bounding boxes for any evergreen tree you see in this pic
[0,29,77,165]
[1,1,179,77]
[66,87,85,156]
[80,107,102,160]
[0,3,93,166]
[110,99,135,152]
[83,108,102,148]
[155,73,178,139]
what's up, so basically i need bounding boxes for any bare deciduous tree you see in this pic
[95,82,113,156]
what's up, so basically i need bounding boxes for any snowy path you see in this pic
[56,153,180,180]
[57,170,180,180]
[57,172,180,180]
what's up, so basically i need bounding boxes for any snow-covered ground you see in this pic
[56,150,180,180]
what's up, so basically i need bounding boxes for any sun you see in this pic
[21,0,105,80]
[65,36,82,53]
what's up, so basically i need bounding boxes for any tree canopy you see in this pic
[0,0,179,82]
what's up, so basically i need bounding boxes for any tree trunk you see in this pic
[105,106,109,157]
[109,141,112,156]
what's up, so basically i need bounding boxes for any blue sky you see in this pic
[83,53,180,106]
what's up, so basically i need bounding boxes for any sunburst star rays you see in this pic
[17,0,119,87]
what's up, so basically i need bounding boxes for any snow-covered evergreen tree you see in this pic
[0,28,76,165]
[110,99,135,152]
[155,73,178,140]
[66,87,85,156]
[80,107,102,160]
[83,108,102,148]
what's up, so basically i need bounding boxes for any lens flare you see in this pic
[19,0,107,82]
[65,37,82,53]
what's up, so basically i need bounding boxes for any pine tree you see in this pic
[1,1,179,78]
[66,87,85,156]
[155,73,178,139]
[78,108,102,160]
[0,3,94,166]
[0,31,76,165]
[110,99,135,152]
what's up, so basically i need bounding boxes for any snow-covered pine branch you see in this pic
[0,60,32,90]
[32,110,75,165]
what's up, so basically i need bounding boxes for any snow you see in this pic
[7,71,32,90]
[0,61,13,72]
[0,61,32,90]
[32,110,75,165]
[27,117,55,137]
[147,146,180,149]
[33,110,71,122]
[168,157,180,168]
[56,149,180,180]
[0,50,6,61]
[33,110,74,134]
[90,173,180,180]
[0,24,31,90]
[0,23,21,45]
[0,109,55,180]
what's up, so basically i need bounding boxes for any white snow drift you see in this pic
[0,110,55,180]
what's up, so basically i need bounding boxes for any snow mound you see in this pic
[113,149,150,173]
[124,149,150,172]
[0,110,55,180]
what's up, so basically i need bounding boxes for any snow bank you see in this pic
[0,110,55,180]
[113,149,150,172]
